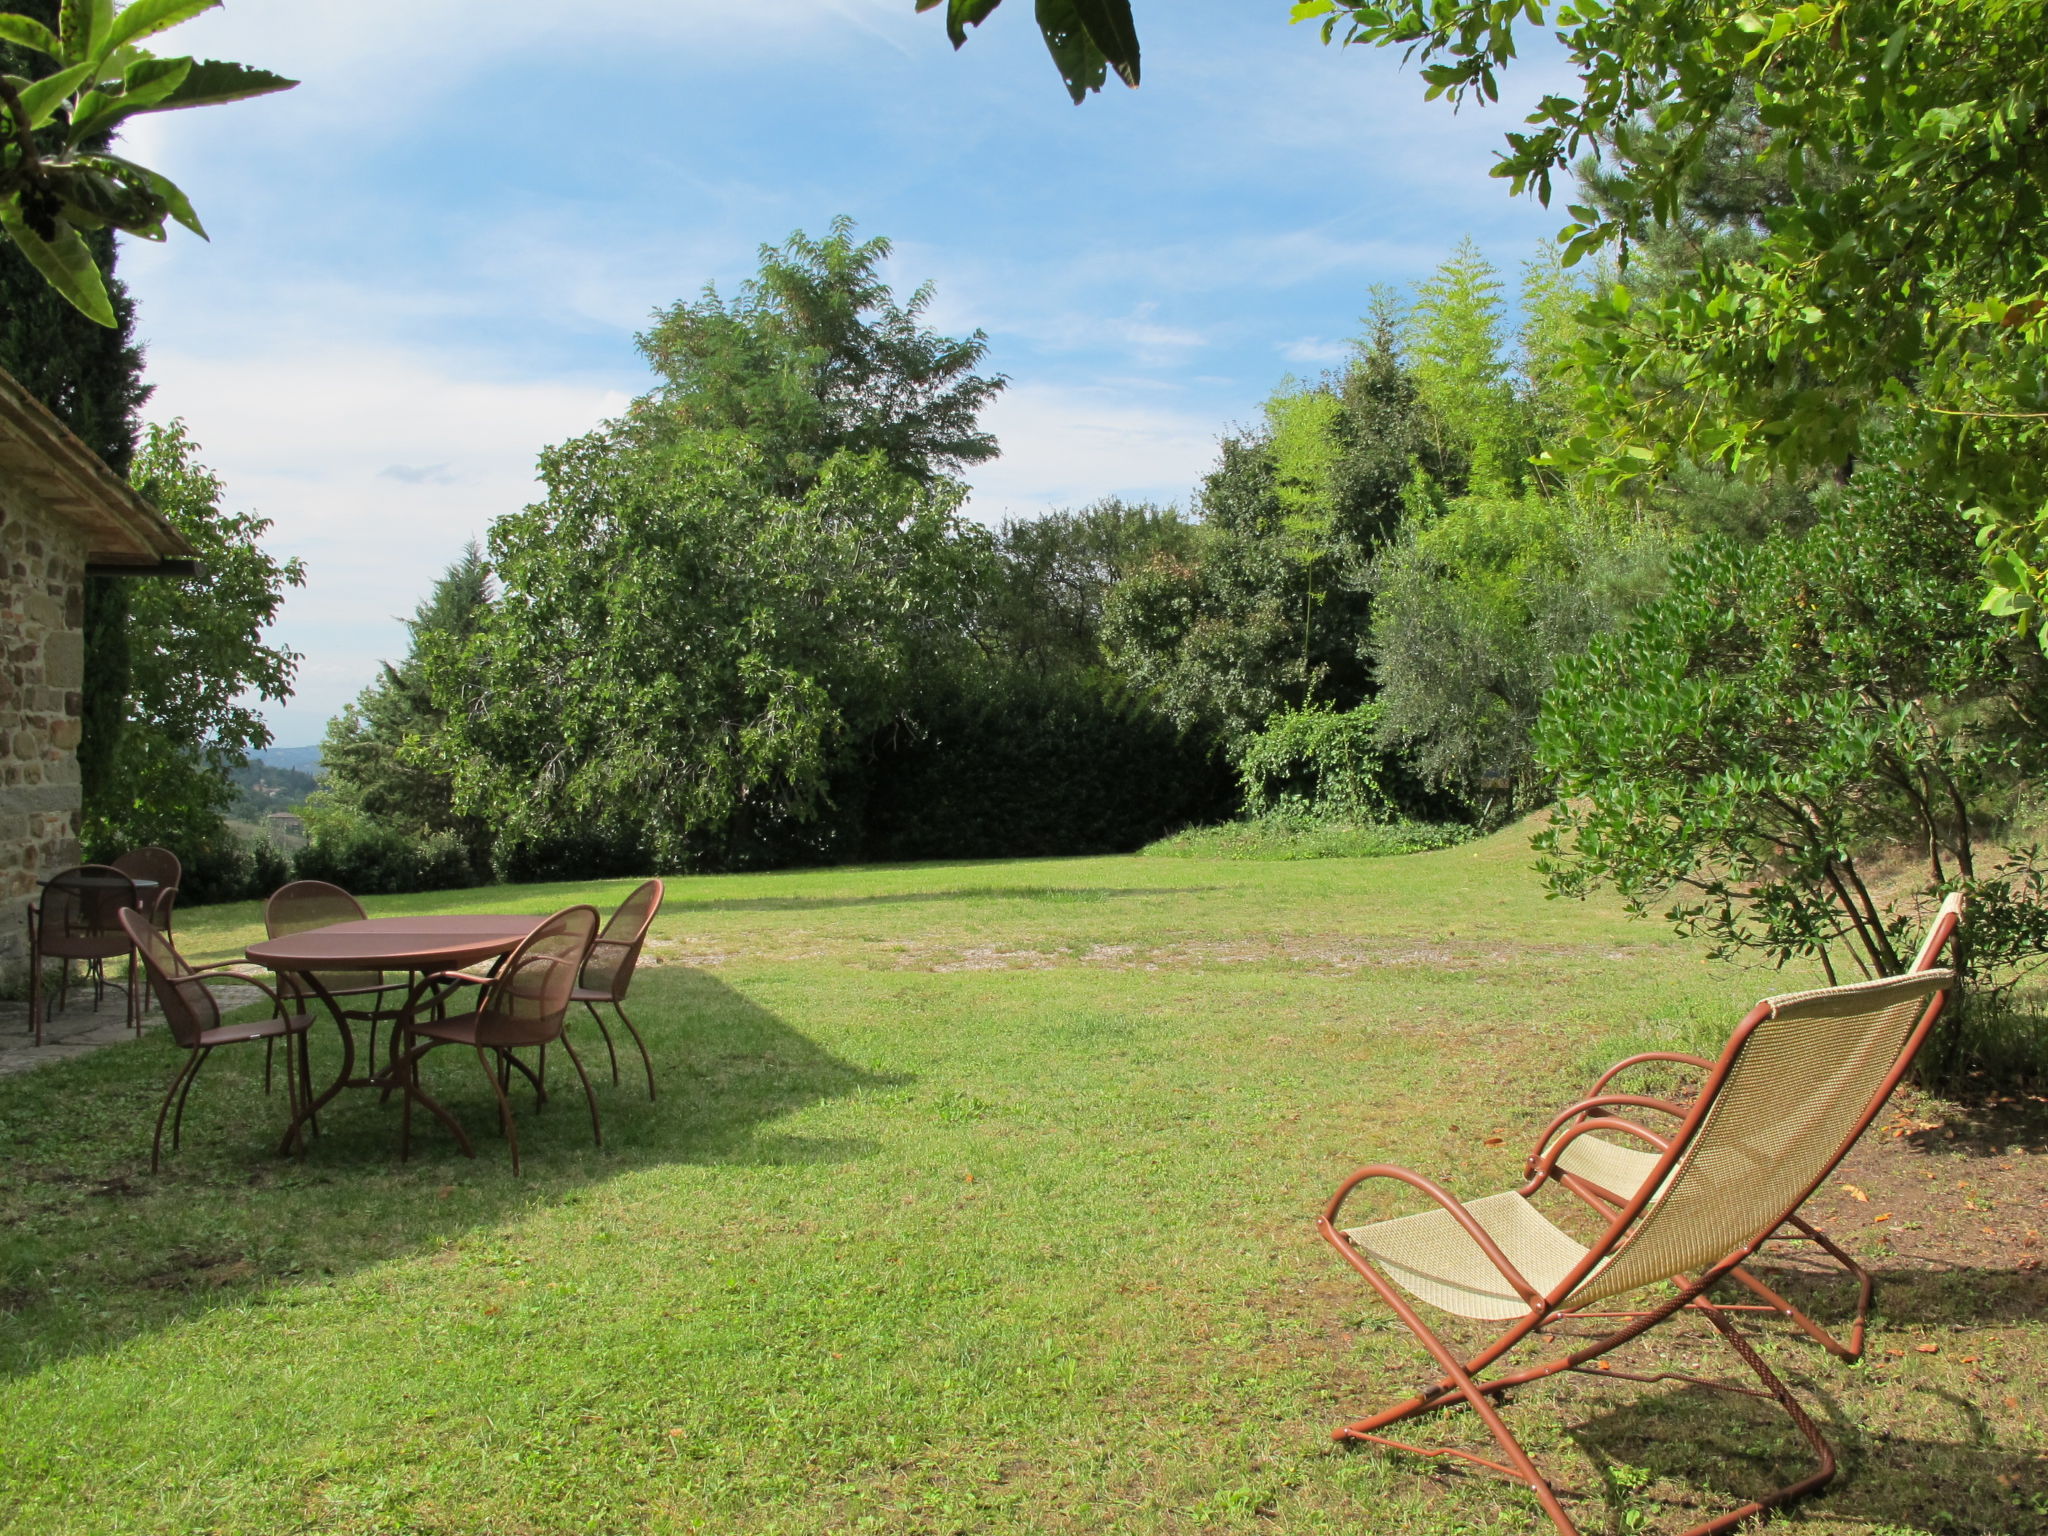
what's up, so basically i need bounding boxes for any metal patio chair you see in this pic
[26,865,142,1043]
[111,845,181,936]
[1319,964,1955,1536]
[119,909,316,1172]
[389,905,601,1174]
[1534,892,1964,1361]
[567,878,664,1099]
[263,880,414,1079]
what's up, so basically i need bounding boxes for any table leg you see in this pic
[274,970,357,1156]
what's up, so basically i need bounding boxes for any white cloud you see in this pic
[141,342,628,744]
[1279,335,1351,364]
[963,381,1218,523]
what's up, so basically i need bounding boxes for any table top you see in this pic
[245,913,548,972]
[36,875,158,889]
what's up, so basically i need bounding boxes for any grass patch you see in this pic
[0,828,2040,1534]
[1143,815,1473,861]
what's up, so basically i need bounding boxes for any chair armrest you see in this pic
[1588,1051,1713,1098]
[1523,1092,1689,1178]
[1319,1164,1545,1308]
[401,968,493,1016]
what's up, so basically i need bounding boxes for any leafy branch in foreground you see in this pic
[1535,437,2048,1010]
[913,0,1139,103]
[0,0,293,324]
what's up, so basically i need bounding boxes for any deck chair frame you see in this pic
[1318,962,1956,1536]
[1528,893,1963,1363]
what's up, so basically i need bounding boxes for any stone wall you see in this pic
[0,475,86,975]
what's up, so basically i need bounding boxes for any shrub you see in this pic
[1236,703,1400,821]
[294,808,478,895]
[1144,813,1470,861]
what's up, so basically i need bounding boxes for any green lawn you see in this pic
[2,830,2041,1534]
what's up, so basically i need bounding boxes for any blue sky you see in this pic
[116,0,1570,745]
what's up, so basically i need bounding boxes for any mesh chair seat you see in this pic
[1553,1135,1665,1202]
[1343,1191,1593,1321]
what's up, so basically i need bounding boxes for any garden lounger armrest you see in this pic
[1588,1051,1714,1097]
[1522,1092,1687,1179]
[1320,1165,1546,1308]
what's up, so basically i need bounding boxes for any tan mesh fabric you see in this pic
[1554,1133,1664,1201]
[1565,969,1951,1309]
[1344,1192,1590,1320]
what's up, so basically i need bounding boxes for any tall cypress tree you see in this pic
[0,0,152,811]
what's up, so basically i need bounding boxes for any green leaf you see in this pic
[10,59,96,129]
[1070,0,1138,87]
[0,205,113,324]
[1033,0,1108,102]
[144,54,293,109]
[66,52,189,136]
[85,148,204,235]
[101,0,216,58]
[0,14,60,56]
[920,0,1001,49]
[57,0,111,62]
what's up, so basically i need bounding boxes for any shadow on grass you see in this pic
[1744,1260,2048,1330]
[0,966,894,1380]
[1569,1370,2048,1535]
[666,884,1216,914]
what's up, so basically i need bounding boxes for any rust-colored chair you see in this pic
[263,880,413,1074]
[119,908,316,1172]
[1534,892,1965,1362]
[26,865,142,1044]
[111,845,181,936]
[390,905,600,1174]
[1319,964,1956,1536]
[569,878,664,1099]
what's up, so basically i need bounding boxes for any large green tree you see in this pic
[440,434,988,875]
[638,217,1003,497]
[320,542,494,871]
[84,420,304,861]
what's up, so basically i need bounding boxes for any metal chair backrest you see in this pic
[38,866,141,959]
[113,845,181,929]
[265,880,380,991]
[112,845,180,892]
[582,879,664,1000]
[265,879,367,935]
[119,907,221,1046]
[475,905,599,1048]
[1565,966,1954,1309]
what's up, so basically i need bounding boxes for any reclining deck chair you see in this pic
[1319,963,1955,1536]
[1535,893,1963,1361]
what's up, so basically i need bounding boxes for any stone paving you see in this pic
[0,976,262,1077]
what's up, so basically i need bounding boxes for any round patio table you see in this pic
[246,914,547,1154]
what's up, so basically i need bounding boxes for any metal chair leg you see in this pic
[475,1044,521,1174]
[614,1001,656,1101]
[583,999,621,1086]
[151,1054,200,1173]
[171,1045,213,1151]
[558,1035,604,1150]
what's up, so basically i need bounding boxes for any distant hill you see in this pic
[251,745,325,776]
